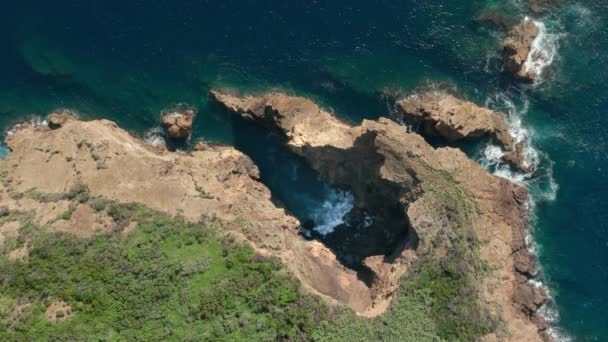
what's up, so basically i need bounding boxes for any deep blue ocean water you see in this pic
[0,1,606,340]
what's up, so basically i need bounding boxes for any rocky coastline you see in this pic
[210,90,550,340]
[0,89,550,340]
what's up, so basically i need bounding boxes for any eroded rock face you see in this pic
[395,92,532,172]
[503,18,540,82]
[395,92,513,147]
[212,90,548,340]
[48,109,77,129]
[161,107,196,139]
[2,117,373,313]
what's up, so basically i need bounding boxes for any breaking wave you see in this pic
[481,90,563,339]
[143,126,167,147]
[481,92,559,199]
[523,18,560,84]
[311,190,355,235]
[29,115,48,127]
[482,93,538,179]
[538,302,573,342]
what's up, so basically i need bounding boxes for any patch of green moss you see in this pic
[409,162,497,340]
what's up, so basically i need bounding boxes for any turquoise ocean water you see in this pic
[0,1,606,340]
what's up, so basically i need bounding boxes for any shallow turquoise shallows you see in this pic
[1,1,606,340]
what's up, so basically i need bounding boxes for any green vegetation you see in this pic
[312,286,441,342]
[0,205,328,341]
[0,178,496,341]
[409,162,497,340]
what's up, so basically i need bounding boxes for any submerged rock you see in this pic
[528,0,560,16]
[161,106,196,139]
[503,18,540,82]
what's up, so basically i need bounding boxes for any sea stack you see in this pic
[161,106,196,139]
[503,18,540,82]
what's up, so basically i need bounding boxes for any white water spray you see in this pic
[524,18,559,83]
[143,126,167,147]
[312,190,355,235]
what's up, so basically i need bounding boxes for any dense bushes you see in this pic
[0,198,494,341]
[0,207,327,341]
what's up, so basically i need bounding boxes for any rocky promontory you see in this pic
[212,90,548,340]
[503,18,540,82]
[0,96,549,340]
[0,114,374,312]
[395,92,512,146]
[395,92,532,172]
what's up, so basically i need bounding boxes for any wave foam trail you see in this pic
[524,18,559,84]
[482,91,564,337]
[482,93,540,182]
[483,93,559,202]
[538,302,572,342]
[312,190,355,235]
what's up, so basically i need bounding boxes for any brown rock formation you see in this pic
[1,117,373,312]
[395,92,532,172]
[161,107,196,139]
[395,92,513,147]
[503,18,540,82]
[212,90,548,340]
[48,109,77,129]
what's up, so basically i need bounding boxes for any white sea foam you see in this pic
[143,126,167,147]
[523,18,559,84]
[545,327,573,342]
[30,115,48,127]
[312,190,355,235]
[482,92,560,203]
[481,90,567,339]
[481,93,540,184]
[538,302,573,342]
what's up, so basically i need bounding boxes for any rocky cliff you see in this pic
[395,91,533,173]
[0,95,549,339]
[0,116,375,312]
[211,90,548,341]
